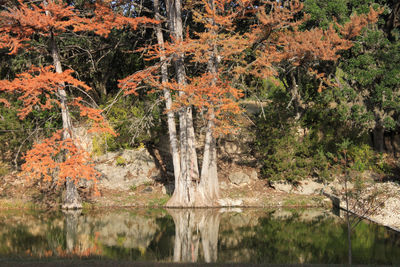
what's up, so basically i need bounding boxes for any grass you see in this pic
[82,202,96,212]
[282,195,326,207]
[0,199,38,210]
[148,196,170,207]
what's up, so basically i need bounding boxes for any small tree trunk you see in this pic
[289,71,302,121]
[49,32,81,210]
[373,125,385,153]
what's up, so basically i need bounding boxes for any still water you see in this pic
[0,208,399,264]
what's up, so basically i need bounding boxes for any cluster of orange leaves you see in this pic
[21,130,101,194]
[247,1,381,87]
[0,66,89,119]
[119,0,251,135]
[0,0,158,54]
[0,65,116,193]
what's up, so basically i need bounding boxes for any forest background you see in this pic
[0,0,399,208]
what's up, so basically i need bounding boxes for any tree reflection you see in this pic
[167,209,221,263]
[0,208,399,264]
[63,210,81,253]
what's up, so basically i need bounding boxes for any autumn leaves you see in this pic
[0,0,381,207]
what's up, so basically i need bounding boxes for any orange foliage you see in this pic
[22,130,100,194]
[121,0,380,135]
[71,2,159,37]
[0,66,89,119]
[0,0,152,191]
[247,1,380,85]
[0,0,158,54]
[72,98,116,136]
[119,0,249,135]
[0,65,114,189]
[0,98,10,107]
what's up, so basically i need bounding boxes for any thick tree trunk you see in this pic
[373,125,385,153]
[49,31,81,210]
[165,0,200,207]
[199,112,219,202]
[199,11,220,203]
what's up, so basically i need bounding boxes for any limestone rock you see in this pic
[249,169,258,180]
[270,181,293,193]
[218,198,243,207]
[295,179,324,195]
[228,171,250,185]
[94,148,160,190]
[271,179,324,195]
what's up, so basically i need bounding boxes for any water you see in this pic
[0,208,399,264]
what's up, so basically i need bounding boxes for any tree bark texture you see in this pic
[165,0,204,207]
[164,0,221,207]
[154,0,181,186]
[200,2,220,203]
[48,28,82,209]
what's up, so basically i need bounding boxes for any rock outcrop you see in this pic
[94,148,160,190]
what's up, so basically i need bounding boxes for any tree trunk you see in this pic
[165,0,199,207]
[373,125,385,153]
[199,112,219,202]
[289,71,302,121]
[153,0,181,186]
[49,30,81,210]
[199,6,220,203]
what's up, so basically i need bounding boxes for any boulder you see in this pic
[228,171,250,186]
[271,179,324,195]
[295,179,324,195]
[270,181,293,193]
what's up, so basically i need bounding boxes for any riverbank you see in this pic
[1,169,400,232]
[0,170,330,210]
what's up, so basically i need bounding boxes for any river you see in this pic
[0,208,399,264]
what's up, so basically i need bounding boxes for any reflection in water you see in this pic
[63,210,80,253]
[168,209,220,263]
[0,208,399,264]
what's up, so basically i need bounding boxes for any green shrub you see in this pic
[99,95,164,152]
[347,144,375,172]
